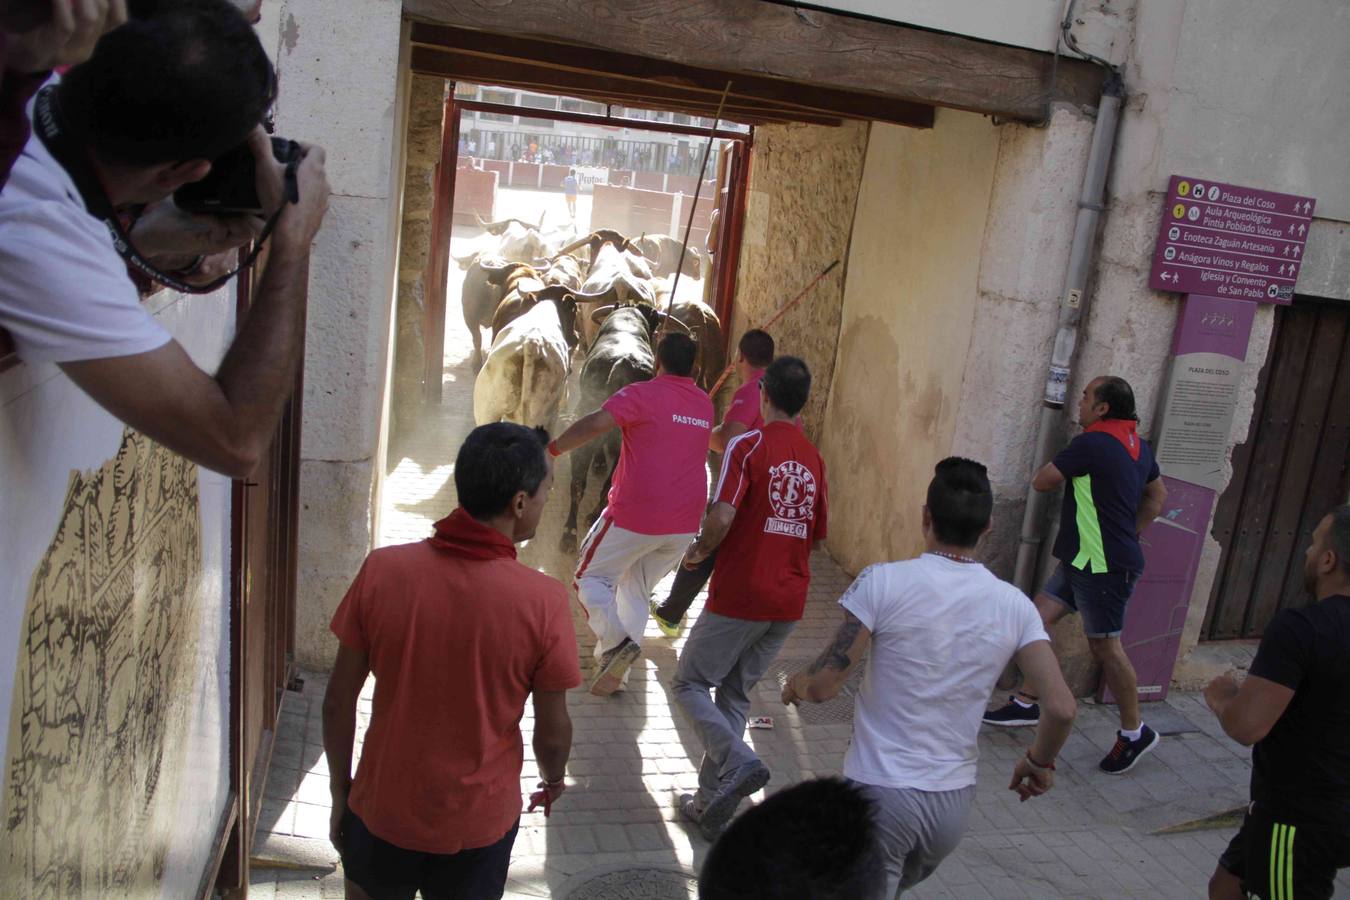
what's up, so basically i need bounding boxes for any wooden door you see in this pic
[1203,298,1350,639]
[214,253,304,899]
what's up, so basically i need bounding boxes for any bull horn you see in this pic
[552,232,600,260]
[478,257,515,273]
[589,305,618,324]
[537,210,547,228]
[657,313,693,335]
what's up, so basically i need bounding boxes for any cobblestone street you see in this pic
[247,216,1348,898]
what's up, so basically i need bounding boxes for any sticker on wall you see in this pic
[0,429,203,896]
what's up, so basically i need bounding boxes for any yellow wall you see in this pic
[820,111,1001,572]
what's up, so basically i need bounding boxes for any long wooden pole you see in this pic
[707,259,840,396]
[661,81,732,329]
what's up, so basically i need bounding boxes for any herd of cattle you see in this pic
[455,215,727,550]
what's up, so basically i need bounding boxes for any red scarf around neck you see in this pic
[1084,418,1140,461]
[429,507,517,560]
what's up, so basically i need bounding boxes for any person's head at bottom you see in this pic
[454,422,553,542]
[699,778,886,900]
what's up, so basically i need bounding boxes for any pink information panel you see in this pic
[1105,295,1257,703]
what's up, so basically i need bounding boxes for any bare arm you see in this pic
[322,643,370,852]
[709,419,748,454]
[1137,477,1167,533]
[59,141,331,479]
[1031,462,1065,492]
[682,502,736,568]
[1205,673,1294,746]
[532,690,573,782]
[783,610,871,704]
[1007,640,1076,801]
[550,409,617,454]
[528,689,573,814]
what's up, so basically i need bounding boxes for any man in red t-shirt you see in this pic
[652,328,802,637]
[672,356,828,839]
[550,331,713,695]
[323,423,581,900]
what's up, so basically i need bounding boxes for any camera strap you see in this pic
[33,85,298,295]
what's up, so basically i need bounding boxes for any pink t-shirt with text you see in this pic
[602,374,713,535]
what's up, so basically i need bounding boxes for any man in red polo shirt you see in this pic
[323,423,580,900]
[672,356,828,839]
[651,328,795,637]
[550,331,713,696]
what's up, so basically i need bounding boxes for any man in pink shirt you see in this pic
[652,329,789,636]
[550,331,714,695]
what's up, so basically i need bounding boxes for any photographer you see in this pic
[0,0,330,479]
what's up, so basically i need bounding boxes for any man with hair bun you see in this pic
[984,374,1168,776]
[323,423,580,900]
[787,457,1076,897]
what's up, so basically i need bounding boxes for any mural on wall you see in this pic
[0,429,204,897]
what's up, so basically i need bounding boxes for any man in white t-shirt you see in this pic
[784,457,1076,897]
[0,1,330,478]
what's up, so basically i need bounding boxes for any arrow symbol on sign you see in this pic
[1298,224,1307,236]
[1293,245,1302,258]
[1303,200,1313,214]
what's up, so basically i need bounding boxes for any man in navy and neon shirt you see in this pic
[984,376,1167,775]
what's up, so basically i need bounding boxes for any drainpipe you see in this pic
[1011,71,1125,595]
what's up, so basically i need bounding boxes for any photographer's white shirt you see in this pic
[840,554,1048,791]
[0,123,170,364]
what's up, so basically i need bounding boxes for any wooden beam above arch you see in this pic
[402,0,1104,124]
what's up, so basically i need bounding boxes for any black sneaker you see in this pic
[1099,725,1160,774]
[982,696,1041,727]
[698,760,770,841]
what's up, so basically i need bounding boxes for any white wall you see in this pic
[264,0,407,667]
[0,290,232,897]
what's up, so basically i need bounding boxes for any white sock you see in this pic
[1120,725,1144,741]
[1013,697,1036,709]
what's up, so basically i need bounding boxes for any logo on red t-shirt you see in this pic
[765,461,817,539]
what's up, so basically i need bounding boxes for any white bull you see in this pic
[472,299,572,429]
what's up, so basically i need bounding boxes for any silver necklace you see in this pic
[931,550,979,564]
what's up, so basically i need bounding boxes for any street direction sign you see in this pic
[1149,176,1315,304]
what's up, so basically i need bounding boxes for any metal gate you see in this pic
[1203,298,1350,639]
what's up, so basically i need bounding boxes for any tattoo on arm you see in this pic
[808,611,863,674]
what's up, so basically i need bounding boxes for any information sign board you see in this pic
[1149,176,1315,304]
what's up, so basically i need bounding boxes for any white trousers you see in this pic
[573,516,693,658]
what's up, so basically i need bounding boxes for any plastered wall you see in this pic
[727,121,867,435]
[819,112,1001,574]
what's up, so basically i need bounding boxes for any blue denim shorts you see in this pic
[1041,562,1138,638]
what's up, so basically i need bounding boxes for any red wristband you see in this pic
[1025,751,1056,771]
[547,440,561,457]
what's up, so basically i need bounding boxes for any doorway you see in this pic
[1203,298,1350,639]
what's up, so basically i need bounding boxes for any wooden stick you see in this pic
[707,259,841,396]
[661,81,732,330]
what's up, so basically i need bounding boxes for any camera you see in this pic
[174,136,302,216]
